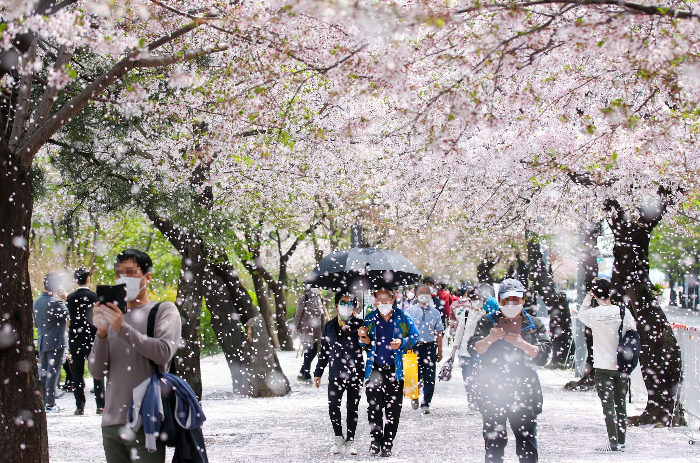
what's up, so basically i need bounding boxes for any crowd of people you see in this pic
[33,249,637,463]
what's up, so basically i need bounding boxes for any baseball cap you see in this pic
[498,278,525,299]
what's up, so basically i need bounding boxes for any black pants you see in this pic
[366,368,404,452]
[328,376,362,441]
[595,369,627,448]
[414,342,437,407]
[299,342,319,380]
[72,353,105,410]
[482,406,538,463]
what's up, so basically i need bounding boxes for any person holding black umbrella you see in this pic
[358,286,420,458]
[313,291,364,456]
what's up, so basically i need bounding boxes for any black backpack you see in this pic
[617,304,640,376]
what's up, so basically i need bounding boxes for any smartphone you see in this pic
[498,316,522,334]
[96,284,127,314]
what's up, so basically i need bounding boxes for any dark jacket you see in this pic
[314,316,364,382]
[33,292,68,352]
[467,310,552,415]
[66,287,98,355]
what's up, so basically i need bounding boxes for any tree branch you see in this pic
[8,40,37,151]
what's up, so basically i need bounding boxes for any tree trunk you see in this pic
[206,265,290,397]
[527,232,572,365]
[172,242,205,401]
[607,200,684,426]
[0,148,49,462]
[565,223,599,390]
[248,267,280,349]
[271,281,293,351]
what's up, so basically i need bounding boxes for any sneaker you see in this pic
[344,440,358,455]
[96,408,104,415]
[330,436,345,454]
[296,374,305,381]
[421,405,431,414]
[369,442,381,455]
[618,444,626,452]
[45,405,60,412]
[595,444,619,452]
[54,390,65,399]
[411,399,419,410]
[74,409,84,415]
[381,448,392,458]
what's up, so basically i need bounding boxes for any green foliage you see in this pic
[198,302,222,357]
[650,224,700,280]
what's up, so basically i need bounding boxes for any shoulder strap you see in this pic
[618,304,625,339]
[146,303,162,374]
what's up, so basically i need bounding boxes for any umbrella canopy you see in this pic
[306,247,423,292]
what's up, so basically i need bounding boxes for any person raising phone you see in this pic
[467,278,552,463]
[88,249,181,463]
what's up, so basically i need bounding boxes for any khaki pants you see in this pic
[102,425,165,463]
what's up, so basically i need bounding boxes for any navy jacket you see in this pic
[314,316,364,382]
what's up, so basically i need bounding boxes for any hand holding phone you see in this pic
[96,284,127,314]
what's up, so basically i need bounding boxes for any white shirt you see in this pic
[577,294,637,370]
[452,302,483,357]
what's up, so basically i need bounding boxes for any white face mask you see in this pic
[417,294,431,304]
[116,275,147,302]
[472,300,483,310]
[406,291,415,300]
[377,304,393,316]
[310,288,320,294]
[338,305,354,320]
[501,304,523,318]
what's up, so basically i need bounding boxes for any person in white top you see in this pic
[577,278,636,453]
[449,286,486,409]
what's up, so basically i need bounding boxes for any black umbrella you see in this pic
[306,247,423,292]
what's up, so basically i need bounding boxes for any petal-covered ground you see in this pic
[47,348,700,462]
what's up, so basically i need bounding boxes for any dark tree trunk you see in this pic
[172,241,205,401]
[0,147,49,462]
[527,232,571,365]
[606,198,684,426]
[207,265,290,397]
[669,275,677,306]
[271,281,293,351]
[247,266,280,349]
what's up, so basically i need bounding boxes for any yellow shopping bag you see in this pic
[403,350,419,400]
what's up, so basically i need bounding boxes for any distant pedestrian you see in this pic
[399,287,416,311]
[449,286,486,408]
[578,278,636,453]
[359,286,420,457]
[314,292,364,456]
[66,267,105,415]
[89,249,181,463]
[294,286,325,384]
[33,272,69,412]
[405,285,444,414]
[468,278,552,463]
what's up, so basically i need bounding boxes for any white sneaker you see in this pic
[330,436,345,454]
[421,405,431,414]
[344,440,358,455]
[618,444,626,452]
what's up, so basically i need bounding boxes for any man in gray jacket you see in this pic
[33,272,69,411]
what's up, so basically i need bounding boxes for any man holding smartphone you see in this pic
[359,286,419,458]
[467,279,552,463]
[88,249,181,463]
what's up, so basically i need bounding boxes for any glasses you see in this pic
[339,301,356,307]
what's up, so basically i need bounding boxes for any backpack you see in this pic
[617,305,640,377]
[147,304,208,463]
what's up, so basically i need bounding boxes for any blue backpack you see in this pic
[617,305,640,376]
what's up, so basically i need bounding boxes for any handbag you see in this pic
[402,350,419,399]
[438,357,454,381]
[617,304,640,377]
